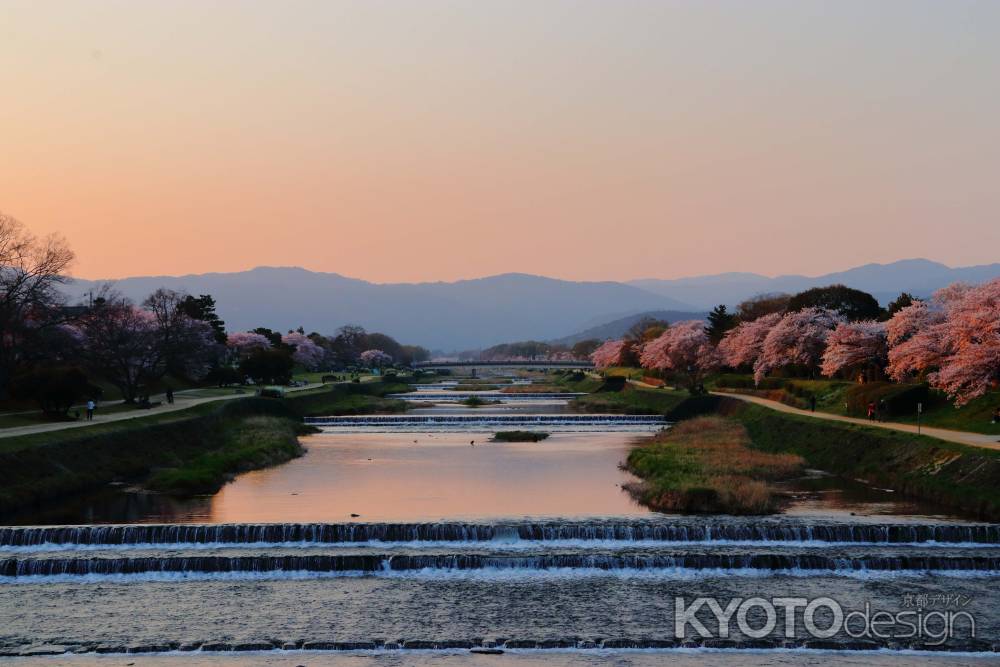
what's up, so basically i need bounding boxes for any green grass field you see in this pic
[569,383,689,415]
[710,373,1000,435]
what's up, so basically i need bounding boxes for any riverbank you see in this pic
[729,400,1000,520]
[624,416,804,514]
[145,416,314,495]
[569,383,689,415]
[0,380,413,514]
[711,374,1000,436]
[665,396,1000,520]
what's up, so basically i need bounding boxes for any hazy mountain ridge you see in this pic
[63,268,694,350]
[63,259,1000,350]
[629,259,1000,309]
[549,310,710,346]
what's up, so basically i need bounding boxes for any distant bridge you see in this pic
[414,360,593,370]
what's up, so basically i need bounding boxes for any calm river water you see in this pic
[2,391,999,663]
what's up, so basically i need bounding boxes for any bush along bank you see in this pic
[569,383,690,415]
[145,415,312,495]
[0,380,412,513]
[669,395,1000,521]
[0,398,311,513]
[282,379,411,417]
[624,416,804,514]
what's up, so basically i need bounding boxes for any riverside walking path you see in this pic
[712,390,1000,452]
[0,384,324,440]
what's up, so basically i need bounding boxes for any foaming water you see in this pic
[4,520,999,551]
[2,572,997,655]
[4,566,1000,585]
[5,649,1000,666]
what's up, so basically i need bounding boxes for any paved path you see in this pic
[0,384,325,440]
[712,390,1000,451]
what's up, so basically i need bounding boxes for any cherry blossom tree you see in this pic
[638,320,719,392]
[226,331,273,355]
[885,301,948,383]
[281,332,325,370]
[359,348,392,368]
[754,308,843,384]
[81,293,218,402]
[929,278,1000,405]
[820,320,888,379]
[717,312,783,369]
[590,339,633,369]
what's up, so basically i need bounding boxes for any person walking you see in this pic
[866,402,876,422]
[809,395,816,412]
[86,399,95,421]
[165,386,174,404]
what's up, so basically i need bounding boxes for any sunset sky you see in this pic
[2,1,998,283]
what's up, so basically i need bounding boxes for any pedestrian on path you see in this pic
[165,386,174,404]
[867,402,876,421]
[86,400,95,421]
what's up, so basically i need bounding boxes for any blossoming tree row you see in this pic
[591,278,1000,406]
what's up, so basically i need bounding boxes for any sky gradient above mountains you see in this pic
[4,2,999,282]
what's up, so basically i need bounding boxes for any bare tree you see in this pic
[80,289,220,402]
[0,213,75,396]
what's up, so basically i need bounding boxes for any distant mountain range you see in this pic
[63,269,692,351]
[629,259,1000,310]
[63,259,1000,350]
[549,310,709,346]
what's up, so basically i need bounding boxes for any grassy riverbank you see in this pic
[569,382,689,415]
[727,400,1000,520]
[0,379,413,513]
[711,374,1000,436]
[637,394,1000,520]
[624,416,804,514]
[502,372,603,394]
[146,416,314,495]
[281,380,410,416]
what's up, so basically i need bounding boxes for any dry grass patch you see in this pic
[623,416,804,514]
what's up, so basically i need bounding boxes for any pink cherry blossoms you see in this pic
[753,308,843,384]
[590,339,632,369]
[282,332,325,370]
[924,278,1000,405]
[625,277,998,407]
[638,320,719,389]
[359,348,393,367]
[820,320,888,378]
[716,312,783,369]
[884,301,948,383]
[226,332,272,355]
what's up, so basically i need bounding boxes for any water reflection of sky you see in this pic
[207,431,649,523]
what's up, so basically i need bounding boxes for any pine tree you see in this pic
[705,304,736,344]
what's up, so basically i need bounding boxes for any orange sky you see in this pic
[2,1,999,282]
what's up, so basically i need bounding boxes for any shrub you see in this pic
[239,349,294,385]
[11,366,100,417]
[843,382,929,418]
[206,365,242,387]
[597,376,627,392]
[492,431,550,442]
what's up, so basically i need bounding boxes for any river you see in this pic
[1,385,998,663]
